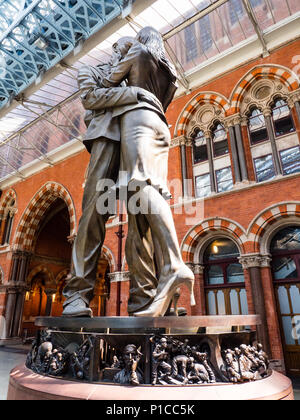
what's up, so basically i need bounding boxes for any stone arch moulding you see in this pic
[0,189,17,218]
[181,217,248,263]
[101,245,116,273]
[247,202,300,254]
[55,269,69,286]
[175,92,231,138]
[229,64,300,115]
[0,265,3,284]
[13,182,77,252]
[26,265,55,289]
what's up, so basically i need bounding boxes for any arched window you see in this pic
[212,122,229,157]
[192,129,208,164]
[204,238,248,316]
[248,107,269,145]
[271,98,295,138]
[270,226,300,374]
[0,199,16,246]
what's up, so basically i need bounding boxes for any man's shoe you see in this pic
[62,298,93,317]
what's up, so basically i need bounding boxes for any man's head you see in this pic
[112,36,135,61]
[123,344,138,368]
[160,338,168,349]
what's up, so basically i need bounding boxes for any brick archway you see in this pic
[14,182,76,252]
[229,65,300,114]
[26,265,55,288]
[175,92,230,137]
[101,245,116,272]
[247,202,300,253]
[181,218,247,263]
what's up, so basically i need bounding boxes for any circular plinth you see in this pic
[7,365,294,400]
[35,315,261,331]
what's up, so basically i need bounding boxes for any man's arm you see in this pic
[78,65,139,111]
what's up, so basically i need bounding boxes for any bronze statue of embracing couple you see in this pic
[62,27,195,318]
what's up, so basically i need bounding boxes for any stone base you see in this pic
[7,365,294,400]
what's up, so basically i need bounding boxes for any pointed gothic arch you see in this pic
[13,182,76,252]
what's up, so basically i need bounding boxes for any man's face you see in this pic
[113,37,134,61]
[123,345,137,367]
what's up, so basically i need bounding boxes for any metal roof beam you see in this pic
[242,0,269,57]
[163,0,229,40]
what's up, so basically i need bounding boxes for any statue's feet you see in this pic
[62,298,93,317]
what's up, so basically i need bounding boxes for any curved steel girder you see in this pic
[0,0,127,110]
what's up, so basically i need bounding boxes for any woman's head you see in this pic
[136,26,177,81]
[136,27,164,54]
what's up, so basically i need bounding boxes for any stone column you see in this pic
[263,108,282,176]
[44,288,57,317]
[227,123,242,183]
[204,131,216,193]
[180,139,188,197]
[239,255,271,354]
[295,101,300,124]
[11,285,26,338]
[186,263,205,315]
[5,287,18,338]
[234,116,249,182]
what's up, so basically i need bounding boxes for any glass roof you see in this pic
[0,0,299,182]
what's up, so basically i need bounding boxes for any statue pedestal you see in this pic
[7,366,293,400]
[6,316,294,400]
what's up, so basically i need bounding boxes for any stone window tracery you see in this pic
[0,198,16,246]
[240,79,300,183]
[188,105,233,198]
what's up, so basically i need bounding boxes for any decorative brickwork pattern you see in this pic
[230,65,300,115]
[181,218,248,262]
[175,65,300,137]
[247,202,300,253]
[176,92,230,137]
[26,265,55,287]
[13,182,76,252]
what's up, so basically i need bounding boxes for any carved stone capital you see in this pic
[108,271,130,283]
[171,135,187,148]
[262,108,272,118]
[239,255,272,269]
[186,263,204,275]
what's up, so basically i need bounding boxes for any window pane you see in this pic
[254,155,276,182]
[280,146,300,176]
[227,263,245,283]
[272,257,298,280]
[207,291,217,315]
[216,290,226,315]
[184,24,198,63]
[206,265,224,285]
[240,289,249,315]
[249,109,269,144]
[282,316,296,345]
[205,238,240,261]
[271,226,300,252]
[290,285,300,314]
[230,289,241,315]
[277,286,291,314]
[216,167,233,193]
[193,130,208,163]
[213,124,229,157]
[195,173,211,198]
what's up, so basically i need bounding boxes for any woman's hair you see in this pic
[136,26,177,81]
